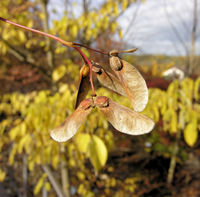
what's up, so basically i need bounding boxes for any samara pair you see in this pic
[50,49,155,142]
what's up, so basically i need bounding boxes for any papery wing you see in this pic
[93,65,126,96]
[50,98,92,142]
[110,59,148,112]
[75,65,90,109]
[97,98,154,135]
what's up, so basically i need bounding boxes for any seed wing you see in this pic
[93,65,126,96]
[98,98,154,135]
[110,58,148,112]
[50,99,92,142]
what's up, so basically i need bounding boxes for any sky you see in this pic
[48,0,200,56]
[119,0,200,56]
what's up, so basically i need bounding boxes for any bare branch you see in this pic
[42,165,65,197]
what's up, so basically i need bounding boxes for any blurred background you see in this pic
[0,0,200,196]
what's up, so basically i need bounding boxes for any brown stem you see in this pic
[73,43,108,55]
[73,46,96,96]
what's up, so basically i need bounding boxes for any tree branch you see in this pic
[40,0,54,70]
[42,165,66,197]
[3,40,52,82]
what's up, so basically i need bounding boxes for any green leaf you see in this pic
[184,122,198,147]
[88,135,108,171]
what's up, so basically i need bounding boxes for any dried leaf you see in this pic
[75,65,90,109]
[50,98,92,142]
[92,64,126,96]
[95,96,154,135]
[109,57,148,112]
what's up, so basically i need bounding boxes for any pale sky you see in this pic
[120,0,200,56]
[48,0,200,56]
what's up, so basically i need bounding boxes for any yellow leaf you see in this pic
[194,77,200,101]
[77,171,85,181]
[184,122,198,147]
[34,174,47,195]
[170,110,178,134]
[9,144,17,165]
[9,127,20,140]
[88,135,108,171]
[52,65,67,82]
[71,25,78,37]
[75,133,91,153]
[18,134,31,154]
[45,182,51,191]
[52,155,59,169]
[122,0,128,10]
[18,30,26,42]
[118,29,123,39]
[28,160,35,171]
[0,169,6,182]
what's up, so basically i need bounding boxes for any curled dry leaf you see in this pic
[96,96,154,135]
[50,98,92,142]
[92,63,126,96]
[75,65,90,109]
[109,51,148,112]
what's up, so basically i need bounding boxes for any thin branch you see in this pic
[60,144,70,197]
[3,40,52,82]
[189,0,198,74]
[40,0,54,69]
[167,129,181,185]
[42,165,65,197]
[0,17,73,48]
[123,2,141,40]
[163,0,189,55]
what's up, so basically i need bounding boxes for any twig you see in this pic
[167,129,181,185]
[42,165,65,197]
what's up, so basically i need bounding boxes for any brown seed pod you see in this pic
[109,53,148,112]
[92,63,126,96]
[97,97,154,135]
[50,98,93,142]
[109,50,122,71]
[75,64,90,109]
[94,96,109,108]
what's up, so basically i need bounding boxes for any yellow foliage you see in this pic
[88,135,108,171]
[44,182,51,191]
[184,122,198,147]
[75,133,91,153]
[52,65,67,82]
[34,173,47,195]
[194,77,200,101]
[0,169,6,182]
